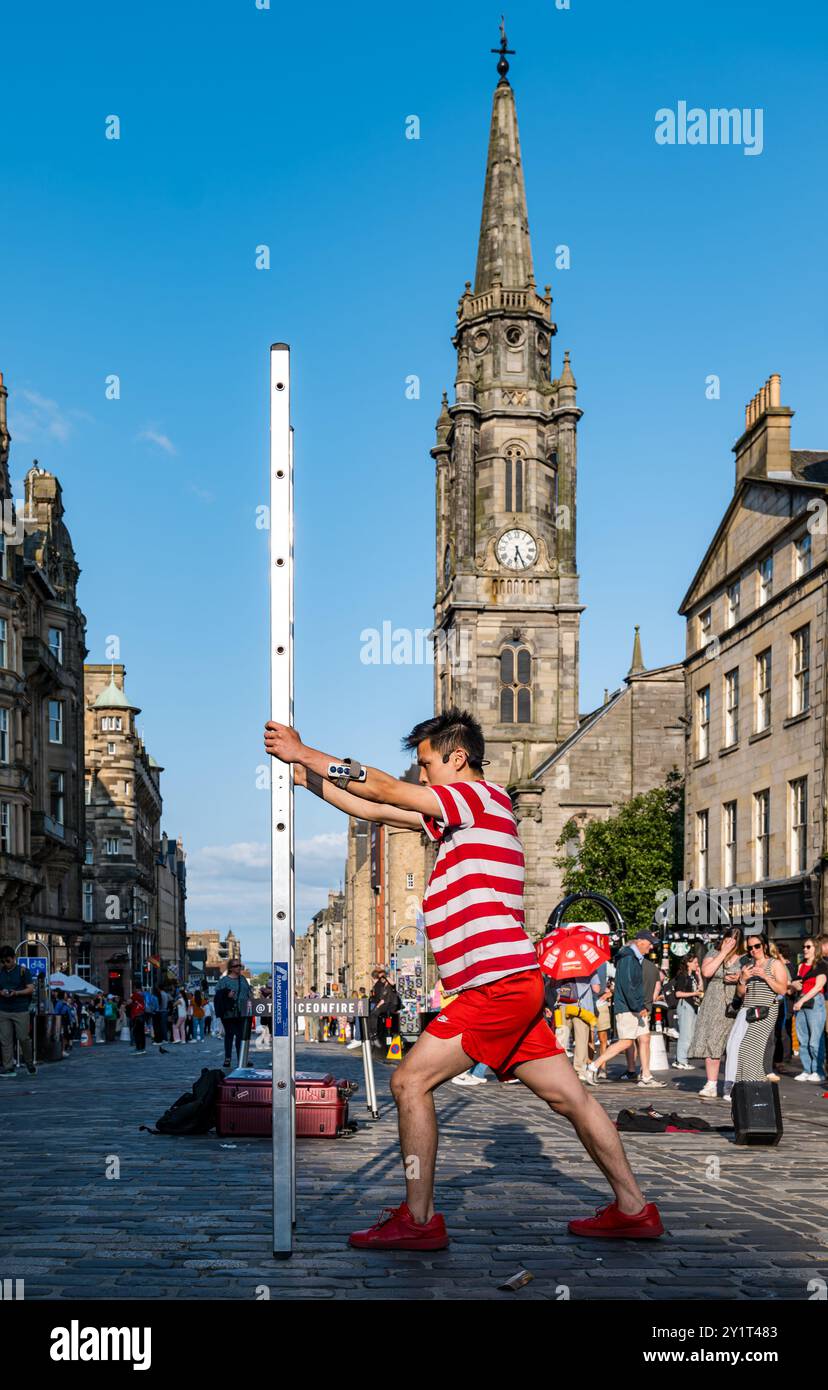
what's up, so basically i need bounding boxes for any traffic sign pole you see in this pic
[269,344,295,1257]
[15,938,51,1067]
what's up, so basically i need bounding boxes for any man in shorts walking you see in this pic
[264,708,663,1250]
[583,932,666,1088]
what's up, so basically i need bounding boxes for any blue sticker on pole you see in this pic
[273,962,290,1037]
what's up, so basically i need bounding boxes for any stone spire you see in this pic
[473,40,534,294]
[628,625,645,675]
[435,390,452,446]
[558,349,577,399]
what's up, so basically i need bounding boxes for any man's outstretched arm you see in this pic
[292,764,421,829]
[263,722,442,819]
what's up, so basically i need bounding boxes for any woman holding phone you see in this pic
[732,933,789,1082]
[690,927,744,1098]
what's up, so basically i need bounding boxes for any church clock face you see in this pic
[497,528,537,570]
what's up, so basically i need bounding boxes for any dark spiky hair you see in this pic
[402,707,485,771]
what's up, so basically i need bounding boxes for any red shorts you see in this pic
[426,968,563,1080]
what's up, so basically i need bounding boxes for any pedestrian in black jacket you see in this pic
[367,968,401,1049]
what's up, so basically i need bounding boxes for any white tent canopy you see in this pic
[49,973,102,996]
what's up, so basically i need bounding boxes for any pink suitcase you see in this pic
[216,1068,272,1137]
[296,1072,356,1137]
[216,1069,357,1138]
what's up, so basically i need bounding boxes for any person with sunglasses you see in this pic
[790,938,827,1082]
[691,927,744,1099]
[732,934,789,1083]
[214,960,251,1070]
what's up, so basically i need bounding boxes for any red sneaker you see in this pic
[568,1200,664,1239]
[348,1202,450,1251]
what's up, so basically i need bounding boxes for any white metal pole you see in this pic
[361,1030,379,1119]
[269,343,295,1258]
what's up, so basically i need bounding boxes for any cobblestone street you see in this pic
[3,1034,827,1302]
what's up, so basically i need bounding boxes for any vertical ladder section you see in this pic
[269,343,295,1257]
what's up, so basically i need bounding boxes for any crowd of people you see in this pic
[0,942,248,1075]
[680,928,827,1096]
[3,933,826,1097]
[123,984,218,1055]
[449,926,827,1094]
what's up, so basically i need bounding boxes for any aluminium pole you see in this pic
[269,344,295,1258]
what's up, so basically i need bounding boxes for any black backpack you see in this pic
[145,1068,224,1136]
[660,978,678,1010]
[616,1106,712,1134]
[214,985,239,1020]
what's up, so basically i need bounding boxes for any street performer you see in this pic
[264,707,663,1250]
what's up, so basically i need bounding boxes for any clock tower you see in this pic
[432,31,583,785]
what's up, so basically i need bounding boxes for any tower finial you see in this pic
[628,624,645,676]
[491,15,515,83]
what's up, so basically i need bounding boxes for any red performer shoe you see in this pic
[568,1200,664,1240]
[348,1202,450,1251]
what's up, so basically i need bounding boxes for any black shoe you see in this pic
[615,1070,639,1082]
[26,1063,37,1075]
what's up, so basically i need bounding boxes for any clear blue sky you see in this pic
[2,0,826,960]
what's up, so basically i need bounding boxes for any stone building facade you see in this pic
[428,57,685,936]
[294,932,308,996]
[82,663,164,993]
[681,374,828,946]
[186,928,240,979]
[0,372,88,964]
[342,816,373,995]
[154,831,187,982]
[304,890,345,996]
[432,71,581,781]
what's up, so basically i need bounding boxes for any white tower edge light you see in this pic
[269,343,296,1257]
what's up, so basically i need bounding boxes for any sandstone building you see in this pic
[0,372,88,964]
[340,766,429,998]
[681,374,828,946]
[305,890,345,995]
[186,927,240,979]
[83,663,179,993]
[154,830,188,983]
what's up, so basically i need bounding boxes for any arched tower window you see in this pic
[504,445,524,513]
[499,640,533,723]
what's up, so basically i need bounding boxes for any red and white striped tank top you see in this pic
[419,779,538,994]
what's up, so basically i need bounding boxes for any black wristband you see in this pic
[306,769,324,799]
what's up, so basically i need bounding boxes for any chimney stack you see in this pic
[734,373,792,486]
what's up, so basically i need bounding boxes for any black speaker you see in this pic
[731,1080,783,1146]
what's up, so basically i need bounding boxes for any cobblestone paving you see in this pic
[2,1033,827,1301]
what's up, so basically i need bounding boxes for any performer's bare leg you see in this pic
[516,1053,647,1214]
[389,1032,475,1223]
